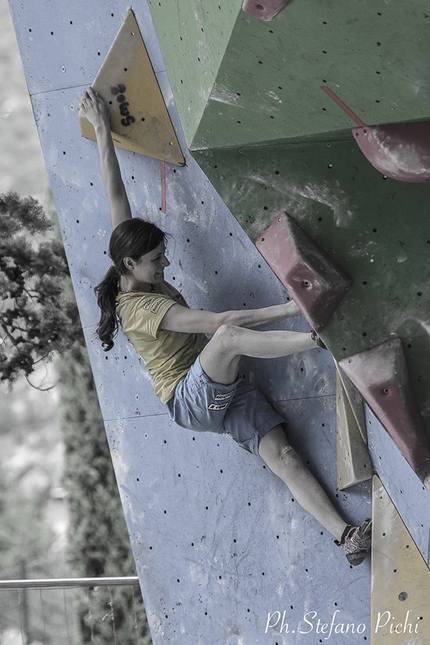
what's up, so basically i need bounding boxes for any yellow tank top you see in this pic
[116,282,207,404]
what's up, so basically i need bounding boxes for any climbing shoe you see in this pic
[336,518,372,566]
[310,330,328,350]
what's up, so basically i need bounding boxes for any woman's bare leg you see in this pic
[199,326,372,560]
[259,425,347,541]
[200,325,346,538]
[199,324,316,385]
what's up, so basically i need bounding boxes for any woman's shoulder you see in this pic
[116,283,187,321]
[116,289,174,312]
[160,281,188,307]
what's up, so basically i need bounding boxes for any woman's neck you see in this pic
[119,275,153,293]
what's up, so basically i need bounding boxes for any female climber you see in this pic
[79,87,371,566]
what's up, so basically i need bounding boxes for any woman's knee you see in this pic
[259,427,303,478]
[279,445,302,471]
[212,324,242,351]
[199,325,243,383]
[270,446,304,484]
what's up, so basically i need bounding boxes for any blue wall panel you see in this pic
[9,0,374,642]
[365,406,430,565]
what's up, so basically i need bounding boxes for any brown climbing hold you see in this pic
[255,212,353,331]
[352,122,430,183]
[242,0,296,21]
[339,339,430,478]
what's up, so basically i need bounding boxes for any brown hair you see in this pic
[94,218,165,350]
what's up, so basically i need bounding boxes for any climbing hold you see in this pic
[79,9,185,166]
[255,212,353,331]
[339,339,430,483]
[321,86,430,182]
[336,365,368,444]
[336,367,372,490]
[351,122,430,183]
[242,0,296,21]
[371,476,430,638]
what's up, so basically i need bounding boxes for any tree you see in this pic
[0,464,54,571]
[0,192,83,384]
[59,344,152,645]
[0,192,152,643]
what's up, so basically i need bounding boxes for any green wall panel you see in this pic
[192,137,430,439]
[147,0,242,146]
[150,0,430,151]
[192,0,430,149]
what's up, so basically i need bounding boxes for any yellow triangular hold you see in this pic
[79,9,185,166]
[371,476,429,643]
[336,368,372,490]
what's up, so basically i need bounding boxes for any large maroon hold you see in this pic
[322,86,430,182]
[256,212,353,331]
[351,122,430,183]
[339,338,430,491]
[242,0,296,21]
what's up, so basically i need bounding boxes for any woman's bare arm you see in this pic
[79,87,132,228]
[160,299,302,334]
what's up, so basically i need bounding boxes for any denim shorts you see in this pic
[166,357,286,455]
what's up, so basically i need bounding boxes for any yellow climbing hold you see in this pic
[79,9,185,165]
[371,476,429,642]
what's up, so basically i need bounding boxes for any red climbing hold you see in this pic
[255,212,352,331]
[321,86,430,182]
[242,0,296,22]
[339,338,430,476]
[352,122,430,183]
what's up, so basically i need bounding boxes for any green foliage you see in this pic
[0,191,152,643]
[59,343,152,645]
[0,465,54,571]
[0,192,83,384]
[59,344,131,576]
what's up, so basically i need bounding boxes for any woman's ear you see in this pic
[123,256,135,271]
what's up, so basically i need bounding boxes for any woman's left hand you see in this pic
[79,86,110,129]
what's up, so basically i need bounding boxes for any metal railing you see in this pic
[0,576,140,589]
[0,576,149,645]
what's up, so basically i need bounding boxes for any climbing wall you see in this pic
[148,0,430,506]
[146,1,430,640]
[7,0,430,643]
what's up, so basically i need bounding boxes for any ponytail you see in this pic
[94,265,120,351]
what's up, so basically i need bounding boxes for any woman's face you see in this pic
[124,240,170,289]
